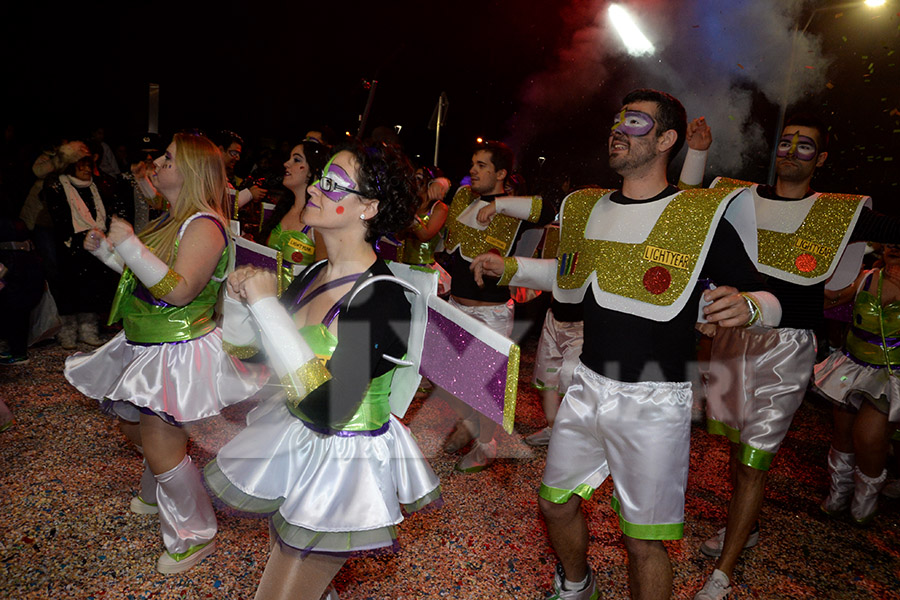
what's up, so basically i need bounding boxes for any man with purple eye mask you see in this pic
[681,114,900,600]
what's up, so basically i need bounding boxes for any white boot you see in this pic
[820,447,855,516]
[77,312,103,346]
[154,455,217,573]
[58,315,78,349]
[850,467,887,525]
[131,459,159,515]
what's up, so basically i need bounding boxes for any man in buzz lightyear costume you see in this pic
[473,89,780,600]
[437,140,549,473]
[682,115,900,600]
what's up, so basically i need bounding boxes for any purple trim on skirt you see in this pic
[844,350,899,371]
[300,420,390,437]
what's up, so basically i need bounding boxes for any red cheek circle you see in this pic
[335,206,345,215]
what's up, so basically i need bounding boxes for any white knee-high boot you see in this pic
[154,455,217,556]
[820,446,855,515]
[851,467,887,525]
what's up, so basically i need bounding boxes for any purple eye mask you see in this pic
[776,133,818,161]
[314,163,357,202]
[611,109,656,137]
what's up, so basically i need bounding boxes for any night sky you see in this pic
[5,0,899,211]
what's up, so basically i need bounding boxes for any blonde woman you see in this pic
[66,132,268,574]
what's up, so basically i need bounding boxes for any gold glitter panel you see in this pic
[757,192,866,280]
[222,341,260,359]
[527,196,543,223]
[498,257,519,286]
[283,359,332,407]
[558,188,730,306]
[542,225,561,259]
[503,343,521,435]
[444,187,523,257]
[148,269,184,299]
[712,177,755,191]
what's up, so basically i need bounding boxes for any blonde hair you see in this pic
[138,133,229,264]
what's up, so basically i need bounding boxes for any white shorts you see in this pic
[540,363,692,540]
[533,310,584,392]
[705,326,816,470]
[448,297,514,338]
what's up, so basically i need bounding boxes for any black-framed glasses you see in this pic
[314,176,364,200]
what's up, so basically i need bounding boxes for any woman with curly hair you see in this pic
[258,139,330,289]
[67,132,269,574]
[206,142,441,600]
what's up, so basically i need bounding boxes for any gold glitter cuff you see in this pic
[222,341,260,359]
[283,360,332,407]
[148,269,183,299]
[527,196,542,223]
[498,257,519,286]
[740,293,761,327]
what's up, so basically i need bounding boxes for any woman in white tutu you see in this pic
[67,132,269,573]
[205,141,441,600]
[814,244,900,524]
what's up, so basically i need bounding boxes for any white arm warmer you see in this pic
[237,188,253,208]
[746,291,782,327]
[221,292,261,354]
[115,234,169,289]
[89,238,125,274]
[494,196,542,221]
[678,148,708,188]
[506,257,557,291]
[248,296,317,381]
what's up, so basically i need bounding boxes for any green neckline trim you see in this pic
[706,419,775,470]
[610,496,683,540]
[539,482,595,504]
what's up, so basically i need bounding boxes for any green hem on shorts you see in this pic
[539,482,595,504]
[610,496,683,540]
[706,419,775,471]
[532,379,557,392]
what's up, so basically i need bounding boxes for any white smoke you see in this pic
[511,0,832,175]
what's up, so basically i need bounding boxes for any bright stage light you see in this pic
[608,4,655,56]
[864,0,886,6]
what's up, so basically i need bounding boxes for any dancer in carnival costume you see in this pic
[682,115,900,600]
[473,89,780,600]
[66,132,270,573]
[257,138,331,289]
[205,142,441,600]
[813,244,900,524]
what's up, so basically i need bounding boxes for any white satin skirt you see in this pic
[813,351,900,422]
[705,326,816,467]
[540,363,692,540]
[65,328,271,423]
[205,396,441,555]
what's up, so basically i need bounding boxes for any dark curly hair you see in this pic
[258,139,331,244]
[336,140,417,244]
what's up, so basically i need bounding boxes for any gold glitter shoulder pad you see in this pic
[754,189,871,286]
[553,187,743,322]
[444,186,525,261]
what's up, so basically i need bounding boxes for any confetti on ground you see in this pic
[1,330,898,599]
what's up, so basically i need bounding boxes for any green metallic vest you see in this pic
[286,323,394,431]
[108,219,229,344]
[846,270,900,368]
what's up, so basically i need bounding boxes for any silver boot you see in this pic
[820,447,855,516]
[850,467,887,525]
[154,455,217,573]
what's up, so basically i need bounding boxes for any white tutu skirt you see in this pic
[813,350,900,422]
[65,328,271,423]
[205,396,441,555]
